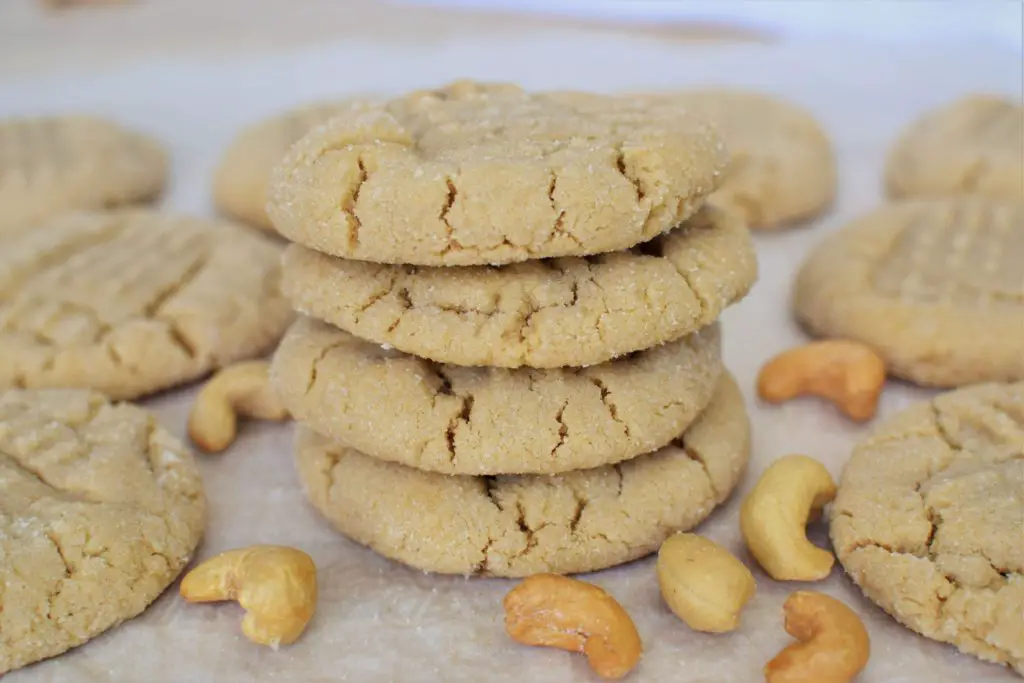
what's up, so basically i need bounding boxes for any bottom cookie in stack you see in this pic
[291,372,749,577]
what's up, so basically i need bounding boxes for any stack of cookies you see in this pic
[266,81,758,577]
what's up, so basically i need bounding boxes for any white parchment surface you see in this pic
[0,30,1021,683]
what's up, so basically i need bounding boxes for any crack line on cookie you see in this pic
[586,376,629,438]
[304,340,349,395]
[348,155,367,250]
[672,436,719,500]
[550,400,570,457]
[351,273,398,325]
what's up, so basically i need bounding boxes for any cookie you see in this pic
[273,315,723,475]
[281,205,756,369]
[295,371,749,577]
[653,89,836,229]
[884,95,1024,201]
[830,382,1024,674]
[0,116,167,238]
[266,80,729,266]
[0,388,206,674]
[212,101,351,232]
[793,198,1024,387]
[0,208,293,400]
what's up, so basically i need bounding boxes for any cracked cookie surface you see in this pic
[273,316,722,475]
[282,205,755,369]
[884,95,1024,202]
[646,89,836,230]
[213,100,355,232]
[0,388,206,675]
[266,80,729,266]
[0,116,167,238]
[0,208,294,399]
[294,371,749,577]
[830,381,1024,675]
[793,198,1024,387]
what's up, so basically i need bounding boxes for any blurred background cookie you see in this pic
[793,198,1024,387]
[649,89,836,230]
[0,115,167,237]
[884,94,1024,201]
[212,100,352,232]
[0,208,293,399]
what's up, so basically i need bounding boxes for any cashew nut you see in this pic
[503,573,642,680]
[187,360,290,453]
[740,455,837,581]
[179,545,317,648]
[757,340,886,422]
[656,532,756,633]
[765,591,870,683]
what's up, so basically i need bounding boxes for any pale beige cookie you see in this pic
[0,388,206,675]
[831,381,1024,675]
[266,79,729,266]
[654,89,836,229]
[793,198,1024,387]
[272,315,723,475]
[885,94,1024,201]
[0,115,167,238]
[282,205,756,369]
[0,208,293,400]
[295,372,749,577]
[212,101,351,232]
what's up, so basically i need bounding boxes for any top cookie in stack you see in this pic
[265,81,757,575]
[266,80,729,268]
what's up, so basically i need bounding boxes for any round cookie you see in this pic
[831,381,1024,675]
[657,89,836,229]
[0,115,167,238]
[212,100,352,232]
[282,205,756,369]
[793,198,1024,387]
[0,388,206,675]
[273,315,723,475]
[295,372,749,577]
[266,79,729,266]
[0,208,293,400]
[884,94,1024,202]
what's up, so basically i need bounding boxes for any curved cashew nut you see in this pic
[740,455,837,581]
[656,532,756,633]
[187,360,290,453]
[757,340,886,422]
[765,591,870,683]
[180,545,317,648]
[503,574,642,680]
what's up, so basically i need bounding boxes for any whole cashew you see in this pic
[740,455,837,581]
[180,545,317,648]
[503,574,642,680]
[757,340,886,422]
[765,591,870,683]
[656,533,756,633]
[187,360,290,453]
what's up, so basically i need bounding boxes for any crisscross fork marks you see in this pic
[872,202,1024,306]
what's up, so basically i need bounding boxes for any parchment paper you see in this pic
[1,31,1021,683]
